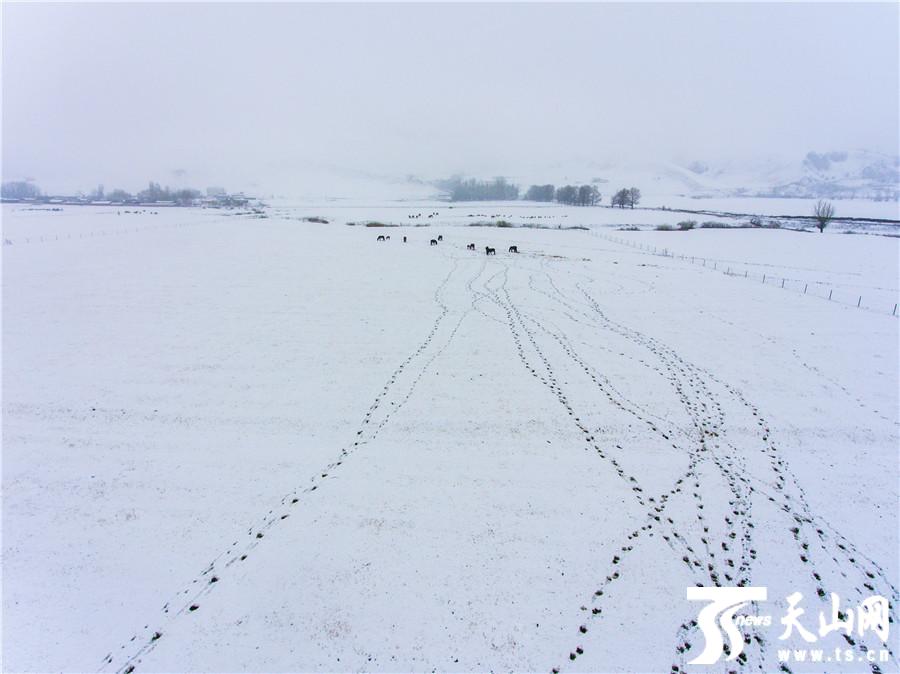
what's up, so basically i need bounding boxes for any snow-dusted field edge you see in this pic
[2,204,898,673]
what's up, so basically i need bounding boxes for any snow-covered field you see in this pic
[646,195,900,220]
[600,229,900,314]
[263,196,900,228]
[2,204,898,673]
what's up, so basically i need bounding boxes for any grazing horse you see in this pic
[508,245,518,253]
[466,243,475,251]
[437,235,443,241]
[485,246,496,256]
[386,235,391,241]
[377,235,386,242]
[430,239,438,246]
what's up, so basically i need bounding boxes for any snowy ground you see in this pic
[2,204,898,673]
[262,197,900,229]
[643,196,900,221]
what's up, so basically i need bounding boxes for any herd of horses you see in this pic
[377,234,518,255]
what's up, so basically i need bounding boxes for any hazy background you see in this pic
[3,2,899,195]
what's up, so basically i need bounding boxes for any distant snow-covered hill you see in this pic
[246,150,899,203]
[674,150,899,200]
[474,150,900,202]
[765,150,899,199]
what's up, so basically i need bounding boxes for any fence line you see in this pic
[598,233,899,317]
[1,218,222,248]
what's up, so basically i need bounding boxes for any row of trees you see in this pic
[464,179,632,208]
[523,184,556,202]
[1,180,42,199]
[555,184,602,206]
[523,184,601,206]
[133,182,202,204]
[611,187,641,208]
[2,180,203,204]
[448,177,520,201]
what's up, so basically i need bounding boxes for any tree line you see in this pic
[1,180,42,199]
[130,182,202,204]
[445,177,520,202]
[522,183,641,207]
[448,179,641,207]
[553,184,601,206]
[2,180,203,204]
[611,187,641,208]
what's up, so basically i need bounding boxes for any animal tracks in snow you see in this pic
[90,242,896,674]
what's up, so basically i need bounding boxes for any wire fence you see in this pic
[599,233,900,317]
[1,219,218,247]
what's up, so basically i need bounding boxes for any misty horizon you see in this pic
[3,2,899,196]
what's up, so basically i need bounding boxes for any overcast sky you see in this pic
[3,2,898,194]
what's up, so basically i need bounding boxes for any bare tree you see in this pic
[813,199,834,232]
[612,188,629,208]
[577,184,593,206]
[627,187,641,209]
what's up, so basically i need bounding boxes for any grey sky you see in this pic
[3,2,898,194]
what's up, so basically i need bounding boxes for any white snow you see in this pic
[501,150,900,203]
[2,203,898,672]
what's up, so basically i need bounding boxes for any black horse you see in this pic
[466,243,475,251]
[508,245,518,253]
[485,246,496,256]
[377,235,386,242]
[430,239,438,246]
